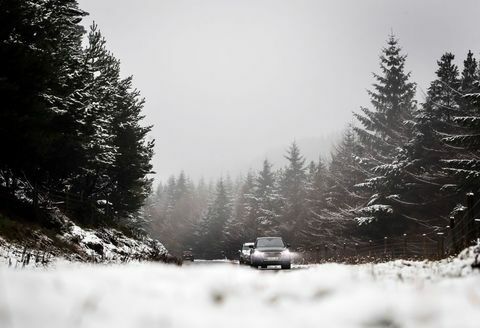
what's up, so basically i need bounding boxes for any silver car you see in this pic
[250,237,291,269]
[239,242,254,264]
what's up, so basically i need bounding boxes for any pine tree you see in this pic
[399,52,474,233]
[0,0,87,194]
[352,34,416,237]
[299,158,331,246]
[279,142,307,243]
[254,159,281,236]
[426,53,460,125]
[69,24,118,204]
[224,172,257,255]
[107,76,154,220]
[437,56,480,241]
[459,51,479,113]
[305,160,327,217]
[172,172,197,253]
[200,179,232,259]
[328,126,365,212]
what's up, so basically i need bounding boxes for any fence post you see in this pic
[453,210,465,249]
[355,243,359,260]
[368,240,373,258]
[467,192,475,245]
[476,218,480,243]
[422,234,427,258]
[403,234,407,258]
[343,243,346,260]
[449,216,457,254]
[437,232,445,259]
[383,237,388,258]
[324,244,328,261]
[315,246,320,263]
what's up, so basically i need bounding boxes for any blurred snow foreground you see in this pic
[1,247,480,328]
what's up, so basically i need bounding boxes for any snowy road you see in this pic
[1,256,479,328]
[186,259,308,272]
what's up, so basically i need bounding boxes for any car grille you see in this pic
[264,252,282,257]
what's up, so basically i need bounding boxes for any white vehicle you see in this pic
[239,242,254,264]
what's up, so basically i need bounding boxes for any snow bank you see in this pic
[61,223,167,262]
[0,221,168,268]
[1,250,479,328]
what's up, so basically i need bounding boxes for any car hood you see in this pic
[255,247,286,252]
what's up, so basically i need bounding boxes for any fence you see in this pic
[298,192,480,264]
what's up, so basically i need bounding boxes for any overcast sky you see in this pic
[78,0,480,183]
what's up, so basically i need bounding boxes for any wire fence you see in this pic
[297,192,480,264]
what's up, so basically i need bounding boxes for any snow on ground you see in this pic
[61,223,168,261]
[0,221,168,268]
[1,248,479,328]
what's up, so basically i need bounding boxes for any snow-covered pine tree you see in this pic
[254,159,281,237]
[201,179,232,259]
[352,34,417,237]
[69,24,118,208]
[0,0,87,194]
[459,51,478,112]
[107,74,154,222]
[299,158,331,246]
[223,172,257,255]
[147,176,176,251]
[279,142,308,244]
[327,126,366,213]
[401,52,474,232]
[442,61,480,192]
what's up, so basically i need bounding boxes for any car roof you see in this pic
[243,242,254,246]
[256,236,282,240]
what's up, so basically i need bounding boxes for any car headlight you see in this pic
[281,250,290,257]
[253,250,264,257]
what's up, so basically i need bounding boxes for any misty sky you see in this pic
[78,0,480,183]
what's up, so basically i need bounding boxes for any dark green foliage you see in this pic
[0,1,154,232]
[442,80,480,191]
[0,0,87,190]
[253,160,281,235]
[278,142,308,244]
[223,172,257,255]
[198,180,232,259]
[352,35,416,235]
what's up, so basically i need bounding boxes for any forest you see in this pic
[1,1,480,260]
[0,0,154,233]
[146,36,480,259]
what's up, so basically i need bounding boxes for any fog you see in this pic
[78,0,480,182]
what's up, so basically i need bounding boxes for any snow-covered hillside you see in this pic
[0,220,168,268]
[1,246,479,328]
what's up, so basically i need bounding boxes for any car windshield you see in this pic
[256,238,284,248]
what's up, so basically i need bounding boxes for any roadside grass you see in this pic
[0,211,79,256]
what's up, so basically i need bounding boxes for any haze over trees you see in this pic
[147,35,480,258]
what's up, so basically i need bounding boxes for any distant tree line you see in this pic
[146,35,480,259]
[0,1,154,230]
